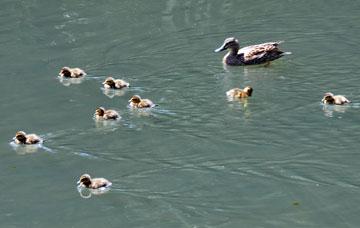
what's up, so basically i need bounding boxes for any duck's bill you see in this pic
[77,180,81,185]
[214,45,226,53]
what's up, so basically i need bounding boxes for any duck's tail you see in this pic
[282,51,292,55]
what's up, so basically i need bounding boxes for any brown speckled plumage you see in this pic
[128,95,155,108]
[215,37,290,66]
[322,92,350,105]
[59,66,86,78]
[77,174,112,189]
[95,107,120,120]
[14,131,42,145]
[103,77,129,89]
[226,86,253,98]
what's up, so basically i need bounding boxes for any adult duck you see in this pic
[215,37,290,66]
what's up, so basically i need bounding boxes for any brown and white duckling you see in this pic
[94,107,120,120]
[215,37,290,66]
[14,131,42,145]
[226,86,253,98]
[321,92,350,105]
[128,95,156,108]
[59,66,86,78]
[77,174,112,189]
[102,77,129,89]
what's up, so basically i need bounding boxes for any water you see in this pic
[1,0,360,227]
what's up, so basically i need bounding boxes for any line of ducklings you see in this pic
[12,37,352,191]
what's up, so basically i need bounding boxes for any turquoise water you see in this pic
[1,0,360,227]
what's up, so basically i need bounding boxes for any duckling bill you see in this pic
[215,37,290,66]
[59,66,86,78]
[77,174,112,189]
[14,131,42,145]
[322,92,350,105]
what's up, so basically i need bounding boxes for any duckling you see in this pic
[14,131,42,145]
[77,174,112,189]
[215,37,290,66]
[94,107,120,120]
[322,92,350,105]
[102,76,129,89]
[226,86,253,98]
[129,95,156,108]
[59,66,86,78]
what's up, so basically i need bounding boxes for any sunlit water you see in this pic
[1,0,360,227]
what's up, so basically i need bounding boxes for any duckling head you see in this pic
[59,67,72,77]
[215,37,239,52]
[77,174,92,187]
[243,86,253,96]
[322,92,335,104]
[15,131,27,143]
[95,107,106,117]
[129,95,142,104]
[103,77,115,88]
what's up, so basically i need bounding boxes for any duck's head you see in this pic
[243,86,253,96]
[103,77,115,87]
[15,131,27,143]
[322,92,335,104]
[59,67,72,77]
[129,95,141,104]
[95,107,105,116]
[77,174,92,187]
[215,37,239,52]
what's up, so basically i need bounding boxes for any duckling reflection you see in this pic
[58,76,85,86]
[10,142,41,155]
[77,185,111,198]
[322,103,350,118]
[102,88,127,98]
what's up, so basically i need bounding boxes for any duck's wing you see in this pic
[238,41,283,61]
[104,110,119,119]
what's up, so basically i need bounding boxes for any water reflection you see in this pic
[57,76,85,86]
[94,118,122,130]
[77,185,111,199]
[102,88,127,98]
[322,103,350,118]
[9,141,53,155]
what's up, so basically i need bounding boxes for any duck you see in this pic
[14,131,42,145]
[94,107,120,120]
[321,92,351,105]
[59,66,86,78]
[226,86,253,98]
[102,76,129,89]
[128,95,156,108]
[77,174,112,189]
[215,37,291,66]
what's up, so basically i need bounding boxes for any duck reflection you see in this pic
[322,103,350,118]
[102,88,127,98]
[77,185,111,199]
[57,76,85,86]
